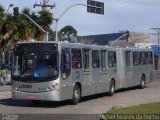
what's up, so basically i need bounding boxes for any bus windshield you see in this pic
[12,43,58,82]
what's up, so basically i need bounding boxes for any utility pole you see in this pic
[54,3,104,42]
[151,28,160,73]
[34,0,55,10]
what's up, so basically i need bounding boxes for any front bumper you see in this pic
[12,88,61,101]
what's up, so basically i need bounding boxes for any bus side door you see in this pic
[92,50,101,94]
[82,49,93,96]
[125,51,133,87]
[100,50,109,93]
[61,48,73,100]
[108,51,118,89]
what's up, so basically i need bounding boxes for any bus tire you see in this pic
[108,80,115,96]
[71,84,81,105]
[140,75,145,89]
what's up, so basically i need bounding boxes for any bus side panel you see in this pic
[92,67,102,94]
[82,71,95,96]
[100,70,110,93]
[124,51,134,88]
[132,65,146,86]
[132,64,153,86]
[60,74,74,101]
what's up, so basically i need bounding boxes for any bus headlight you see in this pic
[15,87,18,90]
[13,87,17,90]
[47,87,53,91]
[52,83,60,89]
[46,83,59,91]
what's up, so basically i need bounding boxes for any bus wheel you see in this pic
[108,80,115,96]
[140,76,145,89]
[71,85,81,105]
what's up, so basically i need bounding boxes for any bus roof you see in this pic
[16,41,152,51]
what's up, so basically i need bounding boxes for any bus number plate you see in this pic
[19,84,32,89]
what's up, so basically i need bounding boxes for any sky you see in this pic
[1,0,160,36]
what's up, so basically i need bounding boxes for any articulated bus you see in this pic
[11,41,154,104]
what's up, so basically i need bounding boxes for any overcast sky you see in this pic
[1,0,160,35]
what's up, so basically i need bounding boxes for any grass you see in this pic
[106,102,160,114]
[103,102,160,120]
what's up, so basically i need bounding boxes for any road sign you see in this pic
[87,0,104,15]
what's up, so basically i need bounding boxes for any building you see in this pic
[78,33,127,46]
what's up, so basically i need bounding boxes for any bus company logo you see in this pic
[19,84,32,89]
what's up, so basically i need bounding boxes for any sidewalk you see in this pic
[0,85,11,92]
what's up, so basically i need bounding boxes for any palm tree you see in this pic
[18,8,37,41]
[1,14,18,63]
[38,10,53,41]
[0,4,5,62]
[0,4,55,62]
[22,7,30,16]
[0,4,5,40]
[0,4,5,20]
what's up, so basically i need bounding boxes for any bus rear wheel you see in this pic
[108,80,115,96]
[71,85,81,105]
[140,75,145,89]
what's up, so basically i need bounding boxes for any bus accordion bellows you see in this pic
[11,41,154,104]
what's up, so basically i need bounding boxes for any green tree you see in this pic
[60,25,77,36]
[59,25,77,42]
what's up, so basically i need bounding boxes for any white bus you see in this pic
[11,41,154,104]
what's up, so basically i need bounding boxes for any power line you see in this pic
[103,0,160,7]
[108,0,160,6]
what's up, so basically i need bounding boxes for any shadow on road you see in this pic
[80,85,144,102]
[0,98,72,108]
[0,98,31,107]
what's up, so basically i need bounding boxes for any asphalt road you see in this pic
[0,81,160,120]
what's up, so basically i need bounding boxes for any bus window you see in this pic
[133,52,140,66]
[108,51,117,68]
[92,50,100,68]
[140,52,146,65]
[146,52,153,64]
[61,48,71,80]
[71,49,82,69]
[83,49,90,71]
[35,51,58,79]
[101,50,107,70]
[125,51,131,67]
